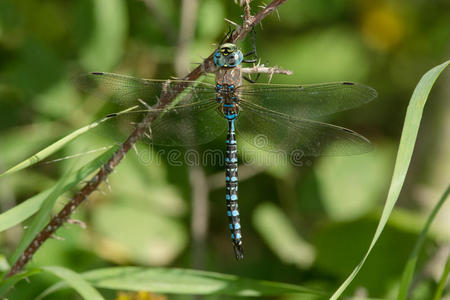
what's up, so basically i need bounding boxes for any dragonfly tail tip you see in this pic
[233,244,244,261]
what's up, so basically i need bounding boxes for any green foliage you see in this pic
[41,267,326,298]
[0,0,449,299]
[331,60,450,300]
[40,266,104,300]
[0,146,117,232]
[397,185,450,300]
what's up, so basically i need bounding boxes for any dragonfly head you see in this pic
[214,43,243,68]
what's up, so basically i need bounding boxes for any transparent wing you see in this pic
[75,72,217,107]
[236,101,373,156]
[238,82,377,119]
[149,100,227,146]
[97,100,227,146]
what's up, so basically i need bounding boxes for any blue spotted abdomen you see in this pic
[225,119,243,260]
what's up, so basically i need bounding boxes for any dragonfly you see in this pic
[77,42,377,260]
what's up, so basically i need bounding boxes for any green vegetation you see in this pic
[0,1,449,299]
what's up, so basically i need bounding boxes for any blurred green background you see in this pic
[0,0,449,299]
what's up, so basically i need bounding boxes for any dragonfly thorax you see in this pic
[216,83,240,120]
[214,43,243,68]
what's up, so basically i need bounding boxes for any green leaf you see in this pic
[253,202,315,268]
[316,143,393,221]
[6,168,75,271]
[0,268,42,297]
[92,204,187,265]
[433,256,450,300]
[80,267,326,297]
[330,60,450,300]
[78,0,128,70]
[41,266,104,300]
[397,185,450,300]
[37,267,327,298]
[0,106,136,178]
[36,281,67,300]
[6,142,119,270]
[0,146,118,233]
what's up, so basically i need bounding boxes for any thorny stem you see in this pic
[6,0,288,278]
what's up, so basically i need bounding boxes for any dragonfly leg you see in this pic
[220,25,235,45]
[242,27,258,63]
[243,72,261,84]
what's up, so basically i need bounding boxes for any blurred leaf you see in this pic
[433,257,450,300]
[34,81,78,118]
[237,138,292,178]
[0,146,117,232]
[109,145,187,217]
[314,216,420,294]
[7,163,76,268]
[253,202,315,268]
[78,0,128,70]
[316,143,394,220]
[0,107,135,177]
[263,28,370,83]
[36,281,67,300]
[92,205,187,265]
[0,268,42,297]
[12,39,64,96]
[0,122,59,166]
[77,267,326,297]
[397,185,449,300]
[330,60,450,299]
[41,266,104,300]
[276,0,348,28]
[0,255,10,272]
[197,0,225,41]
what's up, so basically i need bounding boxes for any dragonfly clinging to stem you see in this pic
[77,40,377,260]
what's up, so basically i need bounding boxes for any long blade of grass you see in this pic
[397,185,450,300]
[79,267,326,298]
[5,144,117,271]
[0,146,118,233]
[330,60,450,299]
[0,268,42,297]
[0,106,137,178]
[41,266,104,300]
[36,267,327,298]
[6,168,75,272]
[433,256,450,300]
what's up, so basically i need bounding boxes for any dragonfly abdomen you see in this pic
[225,119,243,260]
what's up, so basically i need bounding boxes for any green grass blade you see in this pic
[397,185,450,300]
[0,268,42,297]
[6,168,75,271]
[433,256,450,300]
[41,266,104,300]
[330,60,450,300]
[77,267,326,297]
[0,146,118,233]
[35,281,67,300]
[7,144,118,268]
[0,106,136,178]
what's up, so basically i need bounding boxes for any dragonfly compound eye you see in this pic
[214,43,244,68]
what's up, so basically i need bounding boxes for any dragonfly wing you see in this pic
[99,100,226,146]
[74,72,217,107]
[236,101,373,157]
[149,100,227,146]
[238,82,377,119]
